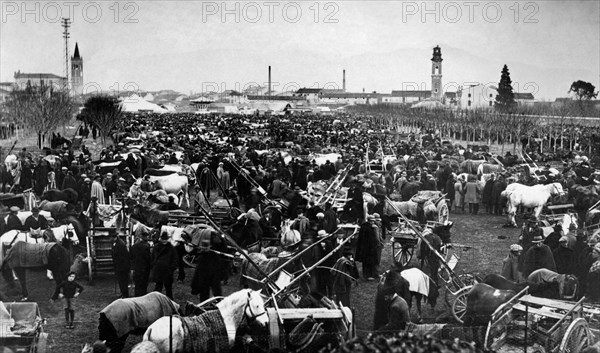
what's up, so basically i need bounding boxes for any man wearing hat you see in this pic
[356,215,380,280]
[584,244,600,302]
[130,229,152,297]
[553,236,576,275]
[150,231,178,299]
[24,207,49,237]
[522,234,556,277]
[56,166,67,191]
[544,224,564,251]
[502,244,523,282]
[111,232,130,298]
[4,206,25,232]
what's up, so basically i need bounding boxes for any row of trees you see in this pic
[0,83,123,148]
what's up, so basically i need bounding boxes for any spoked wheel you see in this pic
[394,244,415,267]
[559,318,591,353]
[451,285,472,324]
[437,201,449,223]
[444,273,478,307]
[183,254,198,268]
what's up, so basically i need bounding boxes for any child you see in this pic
[57,271,84,329]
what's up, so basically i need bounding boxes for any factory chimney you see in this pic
[343,69,346,92]
[268,66,271,97]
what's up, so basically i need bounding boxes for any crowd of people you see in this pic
[1,110,599,352]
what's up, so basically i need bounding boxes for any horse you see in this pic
[98,292,180,353]
[143,289,268,353]
[400,267,440,322]
[145,175,190,208]
[540,213,578,237]
[0,240,74,301]
[501,182,566,227]
[483,273,564,299]
[527,268,578,300]
[41,188,79,205]
[464,283,516,326]
[38,199,75,219]
[0,223,79,264]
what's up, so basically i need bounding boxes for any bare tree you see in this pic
[4,83,75,148]
[80,95,124,146]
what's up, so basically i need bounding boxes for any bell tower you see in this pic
[71,43,83,96]
[431,45,442,100]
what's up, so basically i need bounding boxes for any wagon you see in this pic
[0,301,48,353]
[485,287,598,353]
[390,220,420,266]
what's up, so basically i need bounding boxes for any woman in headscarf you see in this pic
[44,171,57,192]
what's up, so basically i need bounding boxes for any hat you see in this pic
[10,206,20,212]
[84,178,91,183]
[160,232,169,240]
[124,167,130,171]
[67,271,76,277]
[317,230,327,237]
[531,235,544,243]
[81,173,87,178]
[32,207,40,213]
[510,244,523,252]
[106,172,113,177]
[316,212,325,219]
[61,166,67,170]
[559,236,569,243]
[373,213,381,220]
[367,214,375,220]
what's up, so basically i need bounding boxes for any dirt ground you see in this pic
[0,210,522,353]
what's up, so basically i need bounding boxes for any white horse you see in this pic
[143,289,268,352]
[540,213,578,237]
[146,175,190,209]
[501,182,566,227]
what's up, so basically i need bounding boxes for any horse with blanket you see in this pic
[0,239,75,301]
[143,289,268,353]
[98,292,180,353]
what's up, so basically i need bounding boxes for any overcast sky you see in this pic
[1,0,598,100]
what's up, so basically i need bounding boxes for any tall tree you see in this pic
[569,80,598,113]
[494,65,516,112]
[80,95,123,146]
[4,83,75,148]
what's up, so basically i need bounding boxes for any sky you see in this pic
[1,0,599,100]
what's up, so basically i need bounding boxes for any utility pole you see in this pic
[61,18,71,92]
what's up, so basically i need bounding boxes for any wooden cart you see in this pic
[0,302,48,353]
[485,288,597,353]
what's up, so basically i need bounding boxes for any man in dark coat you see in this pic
[544,224,563,251]
[5,206,25,232]
[190,231,227,302]
[553,236,577,275]
[19,160,33,191]
[491,175,507,215]
[151,232,178,299]
[482,174,495,214]
[130,233,152,297]
[522,235,557,277]
[56,167,67,191]
[23,207,49,234]
[323,203,338,234]
[585,244,600,302]
[355,217,379,280]
[112,235,130,298]
[401,179,421,201]
[61,170,78,191]
[444,173,456,211]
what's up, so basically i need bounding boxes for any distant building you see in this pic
[456,84,535,109]
[514,92,535,106]
[14,71,66,90]
[320,92,380,105]
[0,82,16,103]
[382,90,431,104]
[431,46,443,100]
[71,43,83,96]
[294,88,324,103]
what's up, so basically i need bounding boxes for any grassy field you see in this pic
[0,210,521,353]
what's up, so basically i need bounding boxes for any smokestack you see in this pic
[343,69,346,92]
[268,66,271,97]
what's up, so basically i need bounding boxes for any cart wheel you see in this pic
[451,285,471,324]
[559,318,591,353]
[36,332,48,353]
[444,273,478,307]
[394,245,414,267]
[183,254,197,268]
[437,201,449,224]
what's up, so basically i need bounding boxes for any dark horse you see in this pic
[50,133,71,149]
[41,188,79,205]
[484,272,570,300]
[418,222,453,285]
[1,240,73,300]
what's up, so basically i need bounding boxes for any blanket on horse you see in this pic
[181,310,228,353]
[527,268,561,284]
[4,242,55,268]
[100,292,179,338]
[401,268,430,297]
